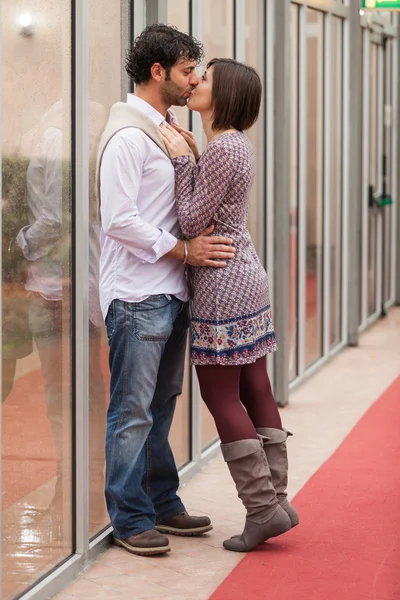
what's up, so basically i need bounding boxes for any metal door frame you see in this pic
[360,18,397,331]
[287,0,350,393]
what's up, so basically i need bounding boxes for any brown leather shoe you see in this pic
[156,511,213,536]
[114,529,170,556]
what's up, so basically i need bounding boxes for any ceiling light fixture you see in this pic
[18,12,35,37]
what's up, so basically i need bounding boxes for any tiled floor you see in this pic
[54,308,400,600]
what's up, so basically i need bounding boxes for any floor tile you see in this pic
[52,309,400,600]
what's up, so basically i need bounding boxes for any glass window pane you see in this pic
[367,214,378,316]
[305,8,324,367]
[359,30,366,326]
[201,0,234,450]
[289,2,299,381]
[163,0,192,467]
[379,11,391,22]
[368,44,378,317]
[167,0,189,32]
[369,45,378,190]
[2,2,73,597]
[167,0,191,130]
[202,0,234,63]
[88,0,130,539]
[245,0,265,259]
[383,40,392,303]
[330,18,343,348]
[164,1,192,466]
[170,346,191,468]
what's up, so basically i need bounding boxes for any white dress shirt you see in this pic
[17,124,63,301]
[99,94,188,319]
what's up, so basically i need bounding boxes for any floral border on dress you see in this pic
[191,335,277,365]
[190,306,277,365]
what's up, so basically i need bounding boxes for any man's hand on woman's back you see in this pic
[187,224,236,267]
[167,225,235,267]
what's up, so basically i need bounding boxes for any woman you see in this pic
[160,58,298,552]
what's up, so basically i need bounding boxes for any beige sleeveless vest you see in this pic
[95,101,175,220]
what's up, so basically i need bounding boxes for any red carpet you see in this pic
[210,376,400,600]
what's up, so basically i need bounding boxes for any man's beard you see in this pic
[160,79,190,107]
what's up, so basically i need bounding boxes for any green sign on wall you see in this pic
[361,0,400,9]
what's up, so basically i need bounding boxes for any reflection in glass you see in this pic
[289,3,299,381]
[2,2,72,598]
[330,18,343,348]
[305,9,324,366]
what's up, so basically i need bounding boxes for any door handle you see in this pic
[368,184,392,208]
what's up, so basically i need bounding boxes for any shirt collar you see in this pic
[127,94,167,126]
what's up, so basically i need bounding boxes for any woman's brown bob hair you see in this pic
[207,58,262,132]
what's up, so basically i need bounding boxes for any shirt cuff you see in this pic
[16,226,32,260]
[134,229,178,264]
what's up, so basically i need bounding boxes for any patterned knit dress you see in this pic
[172,131,277,366]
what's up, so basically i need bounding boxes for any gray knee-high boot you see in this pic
[256,428,299,527]
[221,438,291,552]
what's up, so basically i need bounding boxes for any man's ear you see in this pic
[150,62,164,82]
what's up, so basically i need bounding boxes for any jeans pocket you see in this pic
[105,301,115,340]
[134,295,173,342]
[28,296,59,339]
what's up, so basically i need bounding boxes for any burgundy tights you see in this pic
[196,357,282,444]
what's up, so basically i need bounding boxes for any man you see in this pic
[16,100,108,530]
[96,24,235,556]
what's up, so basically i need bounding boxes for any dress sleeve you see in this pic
[172,142,235,239]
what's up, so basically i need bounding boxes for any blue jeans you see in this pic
[105,295,189,539]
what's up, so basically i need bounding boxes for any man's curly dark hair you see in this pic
[126,24,204,85]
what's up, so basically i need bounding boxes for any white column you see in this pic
[74,0,90,555]
[273,0,291,406]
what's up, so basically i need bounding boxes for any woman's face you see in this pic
[187,66,214,113]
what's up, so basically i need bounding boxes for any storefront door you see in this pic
[361,31,394,326]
